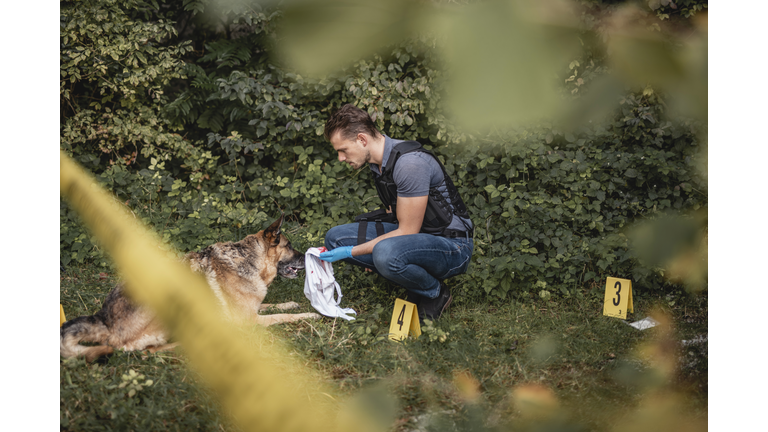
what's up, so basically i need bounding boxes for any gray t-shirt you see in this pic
[369,136,473,232]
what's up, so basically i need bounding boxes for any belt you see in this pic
[443,228,473,239]
[357,223,474,244]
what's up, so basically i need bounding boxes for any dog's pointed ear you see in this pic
[265,212,284,246]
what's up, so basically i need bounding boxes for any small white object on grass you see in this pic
[625,316,659,330]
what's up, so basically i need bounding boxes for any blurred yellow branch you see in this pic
[60,150,345,432]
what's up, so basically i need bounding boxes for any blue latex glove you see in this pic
[319,246,353,262]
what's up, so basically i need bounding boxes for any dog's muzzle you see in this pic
[279,260,305,279]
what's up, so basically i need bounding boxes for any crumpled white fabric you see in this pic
[303,247,357,321]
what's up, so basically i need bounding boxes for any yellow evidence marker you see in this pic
[602,277,633,320]
[388,298,421,341]
[60,304,67,327]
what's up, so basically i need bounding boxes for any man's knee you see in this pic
[324,227,339,250]
[324,225,349,249]
[371,241,399,275]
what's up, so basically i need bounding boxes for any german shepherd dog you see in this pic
[60,214,320,361]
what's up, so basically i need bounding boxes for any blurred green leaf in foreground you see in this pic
[274,0,706,131]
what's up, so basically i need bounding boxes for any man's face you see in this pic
[330,131,370,170]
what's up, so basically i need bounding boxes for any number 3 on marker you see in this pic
[612,281,621,306]
[603,277,633,319]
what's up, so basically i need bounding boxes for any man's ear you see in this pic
[264,212,284,246]
[358,133,368,147]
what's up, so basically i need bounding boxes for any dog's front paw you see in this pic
[283,301,300,310]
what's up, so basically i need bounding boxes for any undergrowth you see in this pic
[60,259,707,431]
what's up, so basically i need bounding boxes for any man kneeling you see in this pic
[319,104,474,320]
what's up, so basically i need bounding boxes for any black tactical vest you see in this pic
[355,141,472,242]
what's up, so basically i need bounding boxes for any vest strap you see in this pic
[357,221,367,246]
[354,209,397,245]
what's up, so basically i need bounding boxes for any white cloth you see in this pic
[303,247,357,321]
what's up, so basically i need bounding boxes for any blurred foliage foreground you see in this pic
[61,0,708,300]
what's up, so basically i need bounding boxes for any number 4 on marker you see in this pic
[389,299,422,341]
[397,303,406,331]
[603,277,633,320]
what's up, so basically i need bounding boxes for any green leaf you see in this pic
[608,24,685,87]
[278,0,428,76]
[524,255,543,267]
[440,0,580,130]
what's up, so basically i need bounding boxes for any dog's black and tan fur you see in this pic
[60,214,319,361]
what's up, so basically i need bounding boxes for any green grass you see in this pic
[60,261,707,431]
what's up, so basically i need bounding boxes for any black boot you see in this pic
[404,290,426,305]
[418,281,453,321]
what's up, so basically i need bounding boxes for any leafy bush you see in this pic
[60,0,707,299]
[448,111,705,299]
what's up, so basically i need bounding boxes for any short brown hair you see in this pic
[324,104,380,141]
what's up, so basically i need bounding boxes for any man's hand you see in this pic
[319,246,353,262]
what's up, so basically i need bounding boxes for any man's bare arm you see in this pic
[350,195,427,256]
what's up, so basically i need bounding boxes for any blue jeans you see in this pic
[324,222,473,299]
